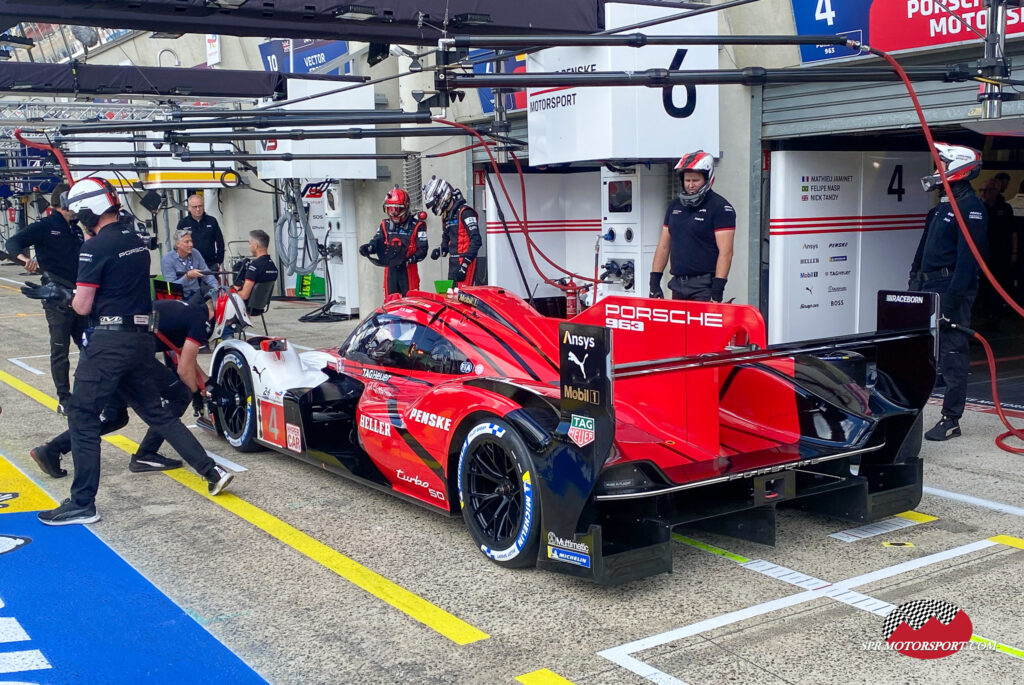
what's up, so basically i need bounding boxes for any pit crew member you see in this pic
[6,183,86,414]
[37,178,233,526]
[176,193,225,275]
[359,186,427,297]
[423,176,482,287]
[909,143,988,442]
[650,151,735,302]
[30,296,246,476]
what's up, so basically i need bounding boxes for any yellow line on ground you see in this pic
[972,634,1024,660]
[515,668,576,685]
[988,534,1024,550]
[0,452,58,513]
[895,511,938,524]
[672,533,751,564]
[0,284,21,293]
[1,372,489,646]
[0,368,59,411]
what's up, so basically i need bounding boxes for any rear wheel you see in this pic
[215,350,259,451]
[457,418,540,569]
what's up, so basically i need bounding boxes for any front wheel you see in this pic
[215,349,259,451]
[457,418,540,569]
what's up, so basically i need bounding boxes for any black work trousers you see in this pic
[669,273,714,301]
[42,301,88,406]
[50,361,191,457]
[921,278,976,420]
[67,330,215,507]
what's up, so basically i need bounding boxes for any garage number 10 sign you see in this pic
[791,0,1024,63]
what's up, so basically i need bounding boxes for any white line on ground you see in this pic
[924,486,1024,518]
[207,449,247,473]
[7,358,44,375]
[10,352,77,361]
[0,649,51,674]
[0,276,27,287]
[0,617,29,644]
[599,539,998,684]
[829,517,919,543]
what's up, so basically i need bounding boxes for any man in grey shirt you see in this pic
[160,229,219,305]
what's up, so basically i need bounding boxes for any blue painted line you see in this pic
[0,512,266,684]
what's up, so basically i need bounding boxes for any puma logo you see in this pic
[567,351,588,378]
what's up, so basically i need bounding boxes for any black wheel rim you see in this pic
[219,363,249,438]
[466,439,523,548]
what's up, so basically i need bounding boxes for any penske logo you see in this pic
[407,408,452,431]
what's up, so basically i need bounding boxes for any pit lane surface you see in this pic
[0,268,1022,684]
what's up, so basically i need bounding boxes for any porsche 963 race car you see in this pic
[202,287,938,584]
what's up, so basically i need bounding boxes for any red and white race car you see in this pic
[203,286,937,584]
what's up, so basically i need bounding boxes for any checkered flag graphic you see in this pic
[882,600,961,639]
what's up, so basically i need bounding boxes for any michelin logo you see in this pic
[547,546,592,568]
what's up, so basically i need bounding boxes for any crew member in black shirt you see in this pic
[909,144,988,442]
[36,178,234,526]
[29,297,246,477]
[236,229,279,301]
[6,183,86,413]
[650,151,736,302]
[176,193,225,273]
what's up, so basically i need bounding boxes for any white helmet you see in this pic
[66,177,120,217]
[422,176,456,216]
[674,150,715,207]
[921,143,982,192]
[211,290,252,340]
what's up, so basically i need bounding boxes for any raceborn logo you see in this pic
[878,600,974,659]
[567,414,595,448]
[886,294,925,304]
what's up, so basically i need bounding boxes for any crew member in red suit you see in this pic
[359,186,428,297]
[422,176,482,286]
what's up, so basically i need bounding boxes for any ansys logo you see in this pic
[881,600,973,659]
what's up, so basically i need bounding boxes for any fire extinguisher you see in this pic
[564,276,578,318]
[6,206,14,223]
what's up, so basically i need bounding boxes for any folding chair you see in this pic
[246,280,275,337]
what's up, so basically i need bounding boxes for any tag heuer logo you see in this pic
[567,414,595,448]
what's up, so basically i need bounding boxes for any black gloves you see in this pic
[454,260,470,282]
[430,247,446,261]
[21,280,72,306]
[649,272,664,299]
[192,391,205,417]
[358,243,372,257]
[711,277,727,303]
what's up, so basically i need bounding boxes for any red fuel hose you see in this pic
[13,128,73,183]
[949,322,1024,453]
[433,117,598,289]
[869,43,1024,452]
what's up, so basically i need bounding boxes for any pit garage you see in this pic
[0,1,1023,683]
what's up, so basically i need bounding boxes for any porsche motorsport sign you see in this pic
[792,0,1018,63]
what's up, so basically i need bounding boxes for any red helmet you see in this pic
[921,143,982,192]
[674,150,715,207]
[383,186,409,222]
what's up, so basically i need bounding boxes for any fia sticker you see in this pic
[286,422,302,452]
[459,360,473,375]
